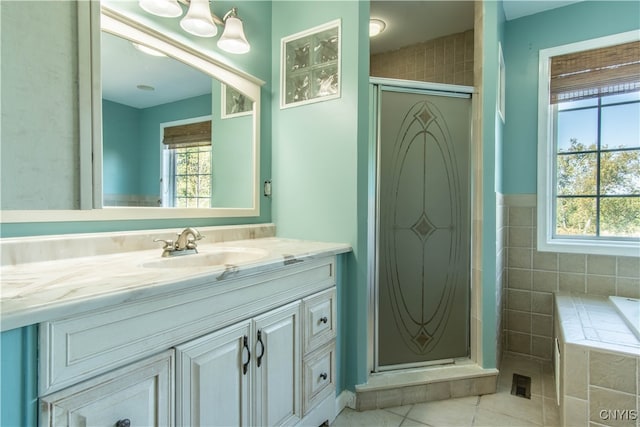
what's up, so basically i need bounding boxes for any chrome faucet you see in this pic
[154,227,204,257]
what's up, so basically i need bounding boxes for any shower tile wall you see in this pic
[370,30,474,86]
[503,195,640,360]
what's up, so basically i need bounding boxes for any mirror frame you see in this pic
[1,1,263,223]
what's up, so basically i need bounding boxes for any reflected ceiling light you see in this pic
[132,42,167,57]
[138,0,251,54]
[369,18,386,37]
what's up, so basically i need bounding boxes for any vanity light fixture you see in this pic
[138,0,250,54]
[369,18,386,37]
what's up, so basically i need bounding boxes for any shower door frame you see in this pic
[369,78,475,373]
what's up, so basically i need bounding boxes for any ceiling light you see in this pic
[138,0,250,54]
[137,84,155,91]
[369,19,386,37]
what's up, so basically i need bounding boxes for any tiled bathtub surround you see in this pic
[503,195,640,360]
[555,294,639,427]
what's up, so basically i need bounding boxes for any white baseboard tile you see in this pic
[336,389,356,417]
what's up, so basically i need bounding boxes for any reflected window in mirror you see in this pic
[161,118,212,208]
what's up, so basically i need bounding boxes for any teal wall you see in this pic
[102,100,142,195]
[211,81,254,208]
[270,1,370,392]
[0,326,38,426]
[502,0,640,195]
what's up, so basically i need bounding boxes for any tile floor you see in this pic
[332,353,560,427]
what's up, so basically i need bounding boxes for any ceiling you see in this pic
[101,31,212,109]
[370,0,584,54]
[103,1,584,109]
[370,1,475,55]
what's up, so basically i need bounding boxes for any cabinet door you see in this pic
[176,320,251,427]
[253,301,302,426]
[41,350,173,427]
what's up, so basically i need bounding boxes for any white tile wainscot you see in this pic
[0,225,351,427]
[554,293,640,427]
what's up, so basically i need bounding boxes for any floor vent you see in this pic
[510,373,532,399]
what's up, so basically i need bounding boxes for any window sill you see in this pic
[537,233,640,258]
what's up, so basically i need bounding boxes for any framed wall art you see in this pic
[280,19,341,109]
[221,84,252,119]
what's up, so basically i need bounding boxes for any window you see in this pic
[161,118,212,208]
[538,32,640,256]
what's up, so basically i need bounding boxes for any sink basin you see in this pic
[142,247,269,269]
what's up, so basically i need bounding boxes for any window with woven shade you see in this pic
[538,31,639,257]
[549,40,640,104]
[161,119,213,208]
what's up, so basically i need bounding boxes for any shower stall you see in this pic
[370,79,473,372]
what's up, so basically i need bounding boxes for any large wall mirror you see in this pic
[1,1,263,222]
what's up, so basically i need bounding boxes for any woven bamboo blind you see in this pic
[550,40,640,104]
[162,120,211,149]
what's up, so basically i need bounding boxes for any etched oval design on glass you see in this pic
[380,96,466,360]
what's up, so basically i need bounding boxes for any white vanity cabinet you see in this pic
[37,256,338,427]
[176,302,301,426]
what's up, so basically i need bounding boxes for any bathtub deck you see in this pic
[556,292,639,357]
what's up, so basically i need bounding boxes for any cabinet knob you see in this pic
[319,372,328,380]
[319,316,328,324]
[116,419,131,427]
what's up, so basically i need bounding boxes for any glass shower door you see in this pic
[376,87,471,369]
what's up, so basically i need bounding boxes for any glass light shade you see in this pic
[138,0,182,18]
[180,0,217,37]
[217,15,250,54]
[369,19,386,37]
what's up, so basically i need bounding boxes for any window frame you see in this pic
[537,30,640,257]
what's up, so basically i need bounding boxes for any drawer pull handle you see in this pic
[116,419,131,427]
[256,330,265,368]
[319,316,328,324]
[242,335,251,375]
[319,372,328,380]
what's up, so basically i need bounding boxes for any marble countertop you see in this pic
[0,237,351,332]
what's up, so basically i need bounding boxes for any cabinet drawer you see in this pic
[302,343,335,416]
[302,287,336,353]
[40,350,174,427]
